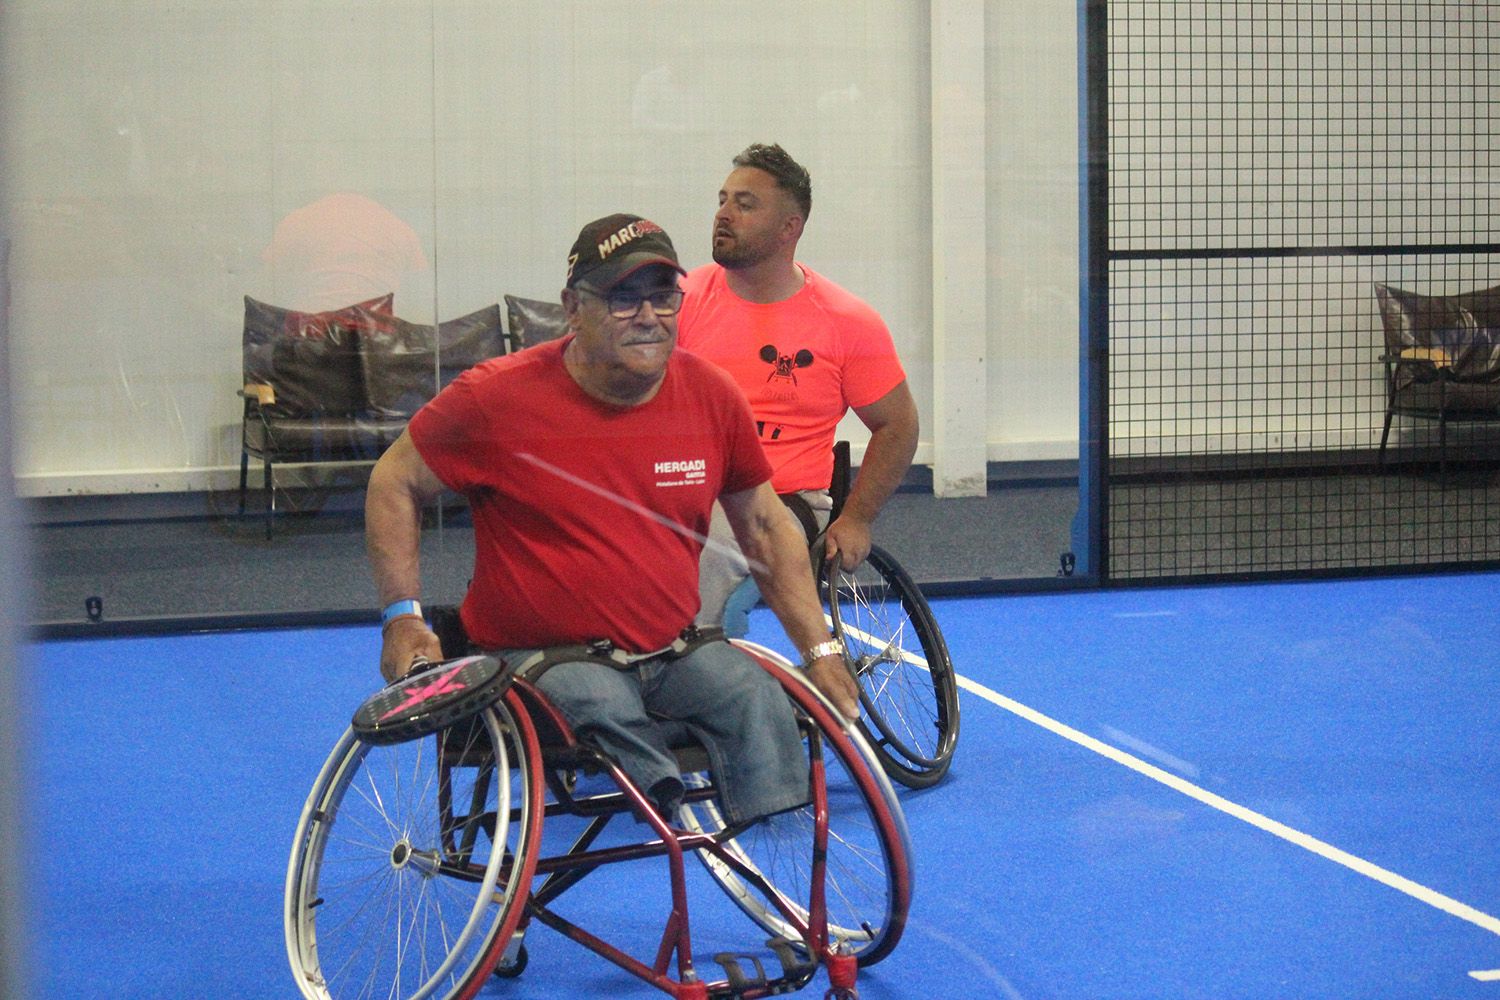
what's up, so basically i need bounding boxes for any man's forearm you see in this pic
[725,483,860,717]
[742,510,833,653]
[840,423,917,524]
[366,490,425,606]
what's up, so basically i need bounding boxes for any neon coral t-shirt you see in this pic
[677,263,906,494]
[408,338,771,652]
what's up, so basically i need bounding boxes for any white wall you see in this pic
[989,1,1084,462]
[1,1,1083,497]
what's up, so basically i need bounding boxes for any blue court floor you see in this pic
[20,570,1500,998]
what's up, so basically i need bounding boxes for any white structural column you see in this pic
[0,235,23,1000]
[930,0,989,497]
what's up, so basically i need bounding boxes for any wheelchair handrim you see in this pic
[284,710,518,1000]
[828,545,960,780]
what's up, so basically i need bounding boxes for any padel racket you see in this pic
[351,655,513,745]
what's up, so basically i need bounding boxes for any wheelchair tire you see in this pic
[285,689,544,1000]
[825,544,960,789]
[680,642,913,968]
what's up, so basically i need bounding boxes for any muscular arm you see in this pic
[366,430,448,681]
[824,379,919,570]
[719,481,859,718]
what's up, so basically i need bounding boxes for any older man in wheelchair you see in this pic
[370,212,856,819]
[284,214,910,1000]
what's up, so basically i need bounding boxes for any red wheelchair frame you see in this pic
[286,640,912,1000]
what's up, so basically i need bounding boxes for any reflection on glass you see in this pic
[262,192,428,314]
[14,5,1083,630]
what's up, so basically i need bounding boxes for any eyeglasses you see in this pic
[578,286,684,319]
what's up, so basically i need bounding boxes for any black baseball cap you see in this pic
[566,213,685,292]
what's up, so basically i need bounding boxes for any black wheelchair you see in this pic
[285,636,913,1000]
[758,442,960,791]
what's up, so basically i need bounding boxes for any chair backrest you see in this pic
[241,295,507,419]
[504,294,568,350]
[1375,281,1500,381]
[241,293,394,416]
[830,441,852,518]
[360,304,505,418]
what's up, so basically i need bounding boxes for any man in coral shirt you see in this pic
[678,144,920,635]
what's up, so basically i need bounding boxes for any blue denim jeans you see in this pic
[492,640,808,825]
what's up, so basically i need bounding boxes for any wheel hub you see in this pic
[389,838,442,877]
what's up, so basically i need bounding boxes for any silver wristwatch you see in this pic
[802,638,845,663]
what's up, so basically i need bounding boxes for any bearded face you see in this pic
[712,166,799,270]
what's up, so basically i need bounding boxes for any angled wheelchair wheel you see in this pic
[679,641,913,967]
[825,544,959,789]
[285,688,543,1000]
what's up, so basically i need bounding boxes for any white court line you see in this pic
[846,615,1500,940]
[842,617,1500,971]
[949,669,1500,940]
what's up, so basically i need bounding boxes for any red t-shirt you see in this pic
[677,263,906,493]
[408,338,772,652]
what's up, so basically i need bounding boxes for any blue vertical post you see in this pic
[1070,0,1109,582]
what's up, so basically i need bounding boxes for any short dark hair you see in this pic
[732,143,812,220]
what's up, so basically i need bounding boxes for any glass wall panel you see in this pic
[6,2,1086,630]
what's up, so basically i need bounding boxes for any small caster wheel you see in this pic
[492,942,528,978]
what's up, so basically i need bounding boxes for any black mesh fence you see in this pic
[1098,1,1500,581]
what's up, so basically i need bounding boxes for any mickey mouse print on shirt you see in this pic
[760,344,814,385]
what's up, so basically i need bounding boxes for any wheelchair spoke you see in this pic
[862,658,938,755]
[683,648,911,968]
[286,699,542,1000]
[321,870,398,996]
[844,620,940,760]
[826,546,959,787]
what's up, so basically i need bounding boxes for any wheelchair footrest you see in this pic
[712,952,766,994]
[767,938,819,983]
[712,938,818,996]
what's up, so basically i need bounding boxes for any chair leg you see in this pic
[238,450,250,516]
[264,458,274,539]
[1378,410,1394,470]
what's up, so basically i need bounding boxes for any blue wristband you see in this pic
[381,599,422,626]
